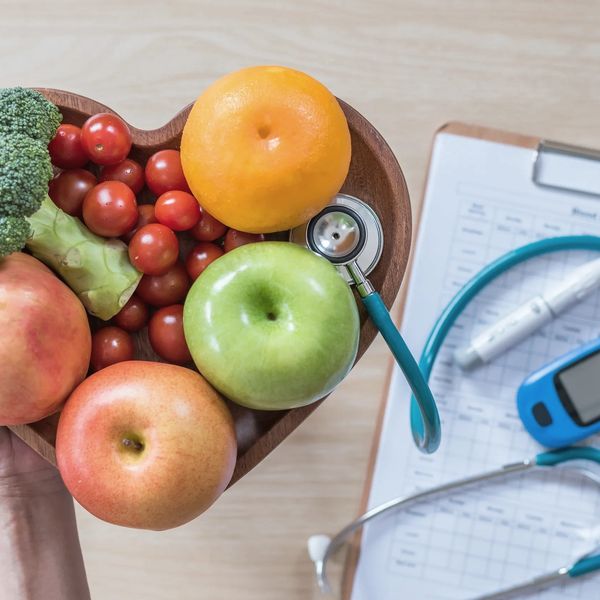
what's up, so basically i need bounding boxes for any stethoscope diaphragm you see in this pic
[289,193,383,283]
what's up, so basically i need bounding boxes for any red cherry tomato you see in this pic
[82,181,138,237]
[122,204,157,243]
[99,158,144,194]
[136,262,190,307]
[48,124,88,169]
[113,294,149,332]
[128,223,179,276]
[185,242,224,281]
[90,326,134,371]
[191,208,228,242]
[144,149,190,195]
[80,113,132,166]
[48,168,97,217]
[223,229,265,252]
[148,305,191,364]
[155,191,201,231]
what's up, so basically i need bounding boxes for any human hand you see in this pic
[0,427,61,494]
[0,427,91,600]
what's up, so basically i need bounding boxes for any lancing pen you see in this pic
[455,256,600,370]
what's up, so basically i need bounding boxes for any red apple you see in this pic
[0,253,91,424]
[56,361,237,530]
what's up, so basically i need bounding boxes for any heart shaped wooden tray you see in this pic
[9,89,412,486]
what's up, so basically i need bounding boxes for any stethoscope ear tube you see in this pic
[410,234,600,446]
[311,445,600,598]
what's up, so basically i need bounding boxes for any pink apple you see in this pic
[56,361,237,530]
[0,252,91,425]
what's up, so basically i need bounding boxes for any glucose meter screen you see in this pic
[557,352,600,425]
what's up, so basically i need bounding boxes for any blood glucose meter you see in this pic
[518,337,600,447]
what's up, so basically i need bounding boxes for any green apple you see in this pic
[183,242,360,410]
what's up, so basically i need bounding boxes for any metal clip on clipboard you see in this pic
[533,140,600,197]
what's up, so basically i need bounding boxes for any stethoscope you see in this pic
[290,193,441,454]
[308,447,600,599]
[292,194,600,455]
[292,194,600,598]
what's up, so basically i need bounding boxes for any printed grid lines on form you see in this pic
[387,188,600,599]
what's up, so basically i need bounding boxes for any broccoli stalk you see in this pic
[0,88,141,320]
[27,197,141,318]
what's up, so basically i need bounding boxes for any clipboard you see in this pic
[341,121,600,599]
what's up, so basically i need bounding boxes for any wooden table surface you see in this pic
[2,2,600,598]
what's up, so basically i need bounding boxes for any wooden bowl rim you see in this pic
[13,88,413,486]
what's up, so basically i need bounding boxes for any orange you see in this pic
[180,66,351,233]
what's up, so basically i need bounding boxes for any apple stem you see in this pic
[122,438,144,452]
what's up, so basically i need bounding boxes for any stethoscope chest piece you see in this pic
[291,192,442,454]
[289,193,383,283]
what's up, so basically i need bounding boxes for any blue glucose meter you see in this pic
[518,337,600,447]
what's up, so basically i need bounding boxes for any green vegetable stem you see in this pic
[0,87,141,319]
[27,197,141,320]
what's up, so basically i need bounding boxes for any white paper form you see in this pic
[351,132,600,600]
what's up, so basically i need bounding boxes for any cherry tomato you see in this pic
[155,191,201,231]
[223,229,265,252]
[148,305,191,364]
[191,208,228,242]
[91,326,134,371]
[48,124,88,169]
[113,294,149,332]
[99,158,144,194]
[136,262,190,307]
[82,181,138,237]
[128,223,179,275]
[81,113,132,166]
[48,168,97,217]
[122,204,157,243]
[144,149,190,195]
[185,242,224,281]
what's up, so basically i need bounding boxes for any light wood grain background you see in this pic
[2,1,600,598]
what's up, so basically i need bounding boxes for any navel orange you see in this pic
[180,66,351,233]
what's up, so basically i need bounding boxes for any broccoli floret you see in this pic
[0,215,31,256]
[0,91,141,318]
[0,87,61,144]
[0,132,53,218]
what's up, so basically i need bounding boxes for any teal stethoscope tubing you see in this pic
[362,292,441,453]
[410,234,600,452]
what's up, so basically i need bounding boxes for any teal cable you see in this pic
[363,292,441,453]
[410,235,600,451]
[535,446,600,466]
[569,553,600,578]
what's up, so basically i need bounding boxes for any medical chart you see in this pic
[351,132,600,600]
